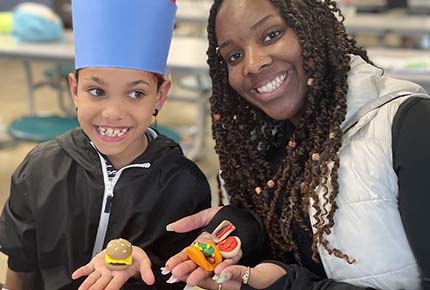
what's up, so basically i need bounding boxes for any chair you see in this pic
[8,60,78,142]
[9,115,78,142]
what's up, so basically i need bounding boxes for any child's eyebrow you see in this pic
[83,76,105,85]
[127,80,152,87]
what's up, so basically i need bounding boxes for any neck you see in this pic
[110,134,149,170]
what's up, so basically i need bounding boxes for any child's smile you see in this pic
[96,126,130,138]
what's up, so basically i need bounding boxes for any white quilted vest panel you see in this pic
[309,95,421,289]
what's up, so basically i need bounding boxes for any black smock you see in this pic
[207,97,430,290]
[0,128,211,290]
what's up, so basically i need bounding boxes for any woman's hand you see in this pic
[217,262,287,289]
[164,206,222,286]
[166,206,223,233]
[163,206,246,289]
[72,246,155,290]
[164,231,242,285]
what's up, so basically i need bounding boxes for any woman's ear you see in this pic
[155,79,171,111]
[68,72,79,107]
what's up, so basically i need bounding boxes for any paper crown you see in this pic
[72,0,177,75]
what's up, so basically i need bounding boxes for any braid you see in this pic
[208,0,368,263]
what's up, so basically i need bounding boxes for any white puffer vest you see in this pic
[309,55,429,290]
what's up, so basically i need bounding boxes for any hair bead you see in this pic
[213,113,222,121]
[312,153,320,161]
[267,180,275,188]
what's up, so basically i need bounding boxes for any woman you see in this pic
[165,0,430,289]
[75,0,430,289]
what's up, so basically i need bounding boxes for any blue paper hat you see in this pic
[72,0,176,75]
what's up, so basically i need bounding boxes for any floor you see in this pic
[0,58,220,287]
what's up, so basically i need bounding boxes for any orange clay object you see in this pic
[185,242,223,272]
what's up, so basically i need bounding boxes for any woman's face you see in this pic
[216,0,307,123]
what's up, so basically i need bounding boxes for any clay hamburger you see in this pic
[105,238,133,270]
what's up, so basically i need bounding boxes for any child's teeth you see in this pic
[98,127,128,137]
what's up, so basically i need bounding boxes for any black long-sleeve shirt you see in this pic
[207,97,430,290]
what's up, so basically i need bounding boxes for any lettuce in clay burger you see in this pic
[105,238,133,270]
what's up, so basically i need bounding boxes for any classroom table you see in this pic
[176,0,211,25]
[1,31,429,157]
[343,9,430,36]
[0,31,210,160]
[176,3,430,38]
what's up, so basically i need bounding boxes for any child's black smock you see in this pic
[0,128,211,290]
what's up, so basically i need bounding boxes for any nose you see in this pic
[243,47,271,75]
[101,98,125,121]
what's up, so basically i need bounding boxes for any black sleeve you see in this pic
[148,158,212,290]
[0,159,38,272]
[204,205,268,266]
[392,97,430,289]
[240,261,375,290]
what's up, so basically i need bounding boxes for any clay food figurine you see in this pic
[185,220,241,271]
[105,238,133,270]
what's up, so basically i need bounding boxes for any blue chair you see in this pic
[9,115,78,142]
[153,125,181,144]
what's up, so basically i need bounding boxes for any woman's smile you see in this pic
[249,71,290,103]
[255,73,287,94]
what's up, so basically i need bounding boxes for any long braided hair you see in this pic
[207,0,372,263]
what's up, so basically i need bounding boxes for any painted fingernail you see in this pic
[160,267,170,275]
[166,224,173,231]
[166,275,180,284]
[214,272,232,283]
[183,285,193,290]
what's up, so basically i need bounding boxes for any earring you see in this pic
[153,109,159,128]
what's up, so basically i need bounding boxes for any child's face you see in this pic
[68,67,170,168]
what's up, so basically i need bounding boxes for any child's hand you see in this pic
[72,246,155,290]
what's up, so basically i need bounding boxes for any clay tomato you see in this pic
[218,236,241,258]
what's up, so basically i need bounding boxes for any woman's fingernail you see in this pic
[160,267,170,275]
[183,285,193,290]
[166,275,180,284]
[214,272,232,283]
[166,224,173,231]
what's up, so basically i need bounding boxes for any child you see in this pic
[0,1,211,289]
